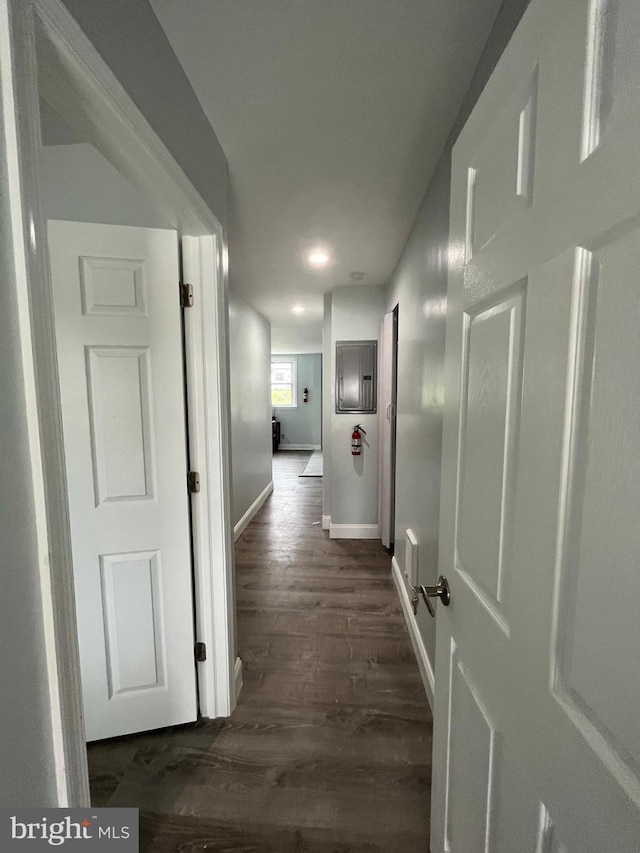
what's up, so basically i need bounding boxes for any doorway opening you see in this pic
[5,0,237,805]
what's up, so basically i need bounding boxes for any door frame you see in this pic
[2,0,237,806]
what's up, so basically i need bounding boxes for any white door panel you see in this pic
[48,220,197,741]
[431,0,640,850]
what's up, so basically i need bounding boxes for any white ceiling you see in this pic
[151,0,503,349]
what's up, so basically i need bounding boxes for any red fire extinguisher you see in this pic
[351,424,366,456]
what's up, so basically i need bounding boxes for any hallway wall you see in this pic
[273,353,322,449]
[326,286,386,534]
[387,0,532,690]
[229,293,273,528]
[41,143,171,229]
[61,0,228,229]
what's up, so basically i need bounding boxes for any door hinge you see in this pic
[195,642,207,663]
[179,282,194,308]
[187,470,201,494]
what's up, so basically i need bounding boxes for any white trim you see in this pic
[3,0,89,806]
[322,514,331,530]
[329,523,380,540]
[233,480,274,542]
[5,0,235,804]
[182,236,236,720]
[278,443,322,451]
[391,556,435,709]
[234,656,243,702]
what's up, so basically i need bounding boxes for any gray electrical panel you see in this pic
[335,340,377,414]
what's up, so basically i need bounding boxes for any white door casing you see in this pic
[48,220,198,741]
[431,0,640,850]
[378,310,396,549]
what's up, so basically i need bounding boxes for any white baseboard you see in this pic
[329,523,379,540]
[233,480,273,542]
[278,443,321,451]
[322,514,331,530]
[392,556,435,709]
[234,656,243,702]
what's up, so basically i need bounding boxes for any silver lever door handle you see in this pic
[411,576,451,618]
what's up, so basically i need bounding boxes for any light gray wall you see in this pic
[41,143,171,228]
[0,98,59,807]
[273,353,322,449]
[40,99,81,146]
[327,286,386,527]
[228,292,272,527]
[60,0,228,230]
[386,159,450,666]
[271,324,323,355]
[387,0,531,675]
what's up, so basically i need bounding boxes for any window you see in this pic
[271,359,297,407]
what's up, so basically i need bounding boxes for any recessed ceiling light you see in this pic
[350,271,365,281]
[292,305,305,314]
[308,248,330,267]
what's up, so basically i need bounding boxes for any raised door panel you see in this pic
[456,287,525,632]
[581,0,640,162]
[101,551,166,697]
[86,346,154,505]
[445,644,500,853]
[552,227,640,786]
[80,256,147,316]
[466,69,538,261]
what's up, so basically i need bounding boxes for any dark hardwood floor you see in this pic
[88,450,432,851]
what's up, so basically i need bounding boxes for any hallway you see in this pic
[88,451,432,851]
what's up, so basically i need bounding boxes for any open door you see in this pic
[430,0,640,849]
[48,220,197,741]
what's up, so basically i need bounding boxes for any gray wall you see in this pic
[41,143,171,228]
[0,93,60,807]
[273,353,322,449]
[228,292,273,527]
[60,0,228,229]
[387,0,531,677]
[271,324,323,355]
[326,286,386,527]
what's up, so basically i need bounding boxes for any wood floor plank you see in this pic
[88,450,432,850]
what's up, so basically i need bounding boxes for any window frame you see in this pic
[271,356,298,409]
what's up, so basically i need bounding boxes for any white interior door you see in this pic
[48,220,197,741]
[378,309,396,549]
[431,0,640,849]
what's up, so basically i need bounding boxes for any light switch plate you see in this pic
[405,529,418,586]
